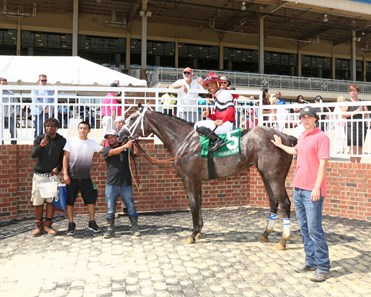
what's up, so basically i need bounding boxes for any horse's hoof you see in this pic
[276,241,286,250]
[195,233,202,240]
[259,234,269,242]
[185,236,195,244]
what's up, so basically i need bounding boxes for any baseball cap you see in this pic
[104,130,118,138]
[183,67,193,73]
[299,106,319,120]
[114,116,125,123]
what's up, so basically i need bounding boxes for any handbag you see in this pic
[53,184,67,211]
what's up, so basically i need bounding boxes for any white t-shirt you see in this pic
[174,79,203,113]
[64,138,102,179]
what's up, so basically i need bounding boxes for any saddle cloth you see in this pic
[200,129,241,158]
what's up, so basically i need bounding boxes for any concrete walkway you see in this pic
[0,207,370,297]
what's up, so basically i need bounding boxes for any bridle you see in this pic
[123,105,150,138]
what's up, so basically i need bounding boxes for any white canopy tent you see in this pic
[0,55,147,87]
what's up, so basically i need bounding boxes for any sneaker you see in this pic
[104,226,114,238]
[88,220,100,233]
[294,263,316,273]
[66,222,76,236]
[310,271,329,282]
[131,224,141,237]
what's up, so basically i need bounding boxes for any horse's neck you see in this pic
[149,113,193,155]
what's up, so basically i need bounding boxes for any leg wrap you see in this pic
[283,218,291,239]
[266,212,277,233]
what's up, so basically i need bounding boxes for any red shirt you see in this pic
[208,89,235,123]
[294,128,330,196]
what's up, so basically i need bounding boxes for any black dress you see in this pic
[346,100,367,147]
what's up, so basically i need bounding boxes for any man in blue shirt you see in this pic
[31,74,54,138]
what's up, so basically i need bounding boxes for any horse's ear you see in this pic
[138,102,142,108]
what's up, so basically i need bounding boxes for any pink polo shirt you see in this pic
[294,127,330,196]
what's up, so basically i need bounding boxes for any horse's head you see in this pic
[122,103,152,139]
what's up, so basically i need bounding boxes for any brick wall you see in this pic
[0,143,370,222]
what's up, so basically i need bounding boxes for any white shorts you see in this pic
[31,174,55,206]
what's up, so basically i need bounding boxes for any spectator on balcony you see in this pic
[31,74,54,138]
[161,92,177,116]
[333,95,347,154]
[269,93,288,132]
[30,118,66,236]
[342,83,369,163]
[169,67,203,123]
[313,95,331,132]
[0,77,19,144]
[101,82,122,136]
[275,91,286,105]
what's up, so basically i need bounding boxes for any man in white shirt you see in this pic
[169,67,203,123]
[63,121,103,236]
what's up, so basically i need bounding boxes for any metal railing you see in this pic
[147,67,371,95]
[1,85,371,162]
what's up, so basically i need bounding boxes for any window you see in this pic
[178,43,219,70]
[0,29,16,55]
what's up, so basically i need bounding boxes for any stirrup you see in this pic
[209,139,225,152]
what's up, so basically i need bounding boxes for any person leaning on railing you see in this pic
[342,83,369,163]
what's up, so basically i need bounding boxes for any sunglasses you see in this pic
[183,72,191,75]
[40,80,47,82]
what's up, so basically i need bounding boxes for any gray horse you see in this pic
[124,104,297,249]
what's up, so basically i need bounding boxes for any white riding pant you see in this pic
[194,120,233,135]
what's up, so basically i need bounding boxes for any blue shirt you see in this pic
[31,89,54,116]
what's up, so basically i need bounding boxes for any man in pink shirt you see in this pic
[271,106,330,282]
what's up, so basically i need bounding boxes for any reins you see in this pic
[133,139,190,166]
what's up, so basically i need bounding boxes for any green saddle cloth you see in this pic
[200,129,241,158]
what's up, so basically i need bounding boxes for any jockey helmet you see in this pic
[203,72,220,88]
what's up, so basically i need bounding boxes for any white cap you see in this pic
[104,130,118,138]
[114,116,125,123]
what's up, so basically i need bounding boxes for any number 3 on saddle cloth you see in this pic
[200,129,241,158]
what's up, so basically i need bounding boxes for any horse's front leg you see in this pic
[183,177,203,244]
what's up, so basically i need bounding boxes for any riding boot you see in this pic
[129,216,141,237]
[104,218,115,238]
[32,219,44,237]
[43,218,57,235]
[196,126,225,152]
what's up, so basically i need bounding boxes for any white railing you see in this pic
[1,85,371,162]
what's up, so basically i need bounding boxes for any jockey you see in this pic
[194,72,235,151]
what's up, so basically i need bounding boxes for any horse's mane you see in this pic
[152,110,195,128]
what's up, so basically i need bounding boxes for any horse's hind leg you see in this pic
[277,191,291,250]
[257,172,278,243]
[258,172,291,250]
[259,199,279,243]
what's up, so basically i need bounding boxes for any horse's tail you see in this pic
[288,135,298,147]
